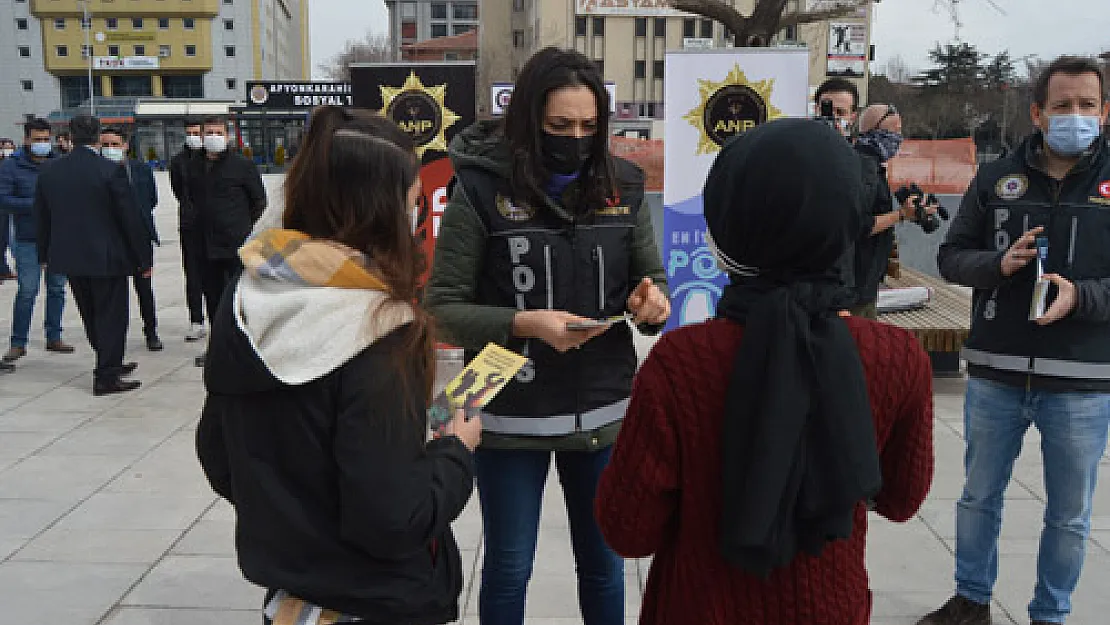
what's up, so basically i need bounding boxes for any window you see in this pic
[54,18,66,30]
[185,44,197,56]
[453,4,478,20]
[431,24,447,37]
[400,21,416,40]
[512,30,524,48]
[183,18,195,30]
[445,52,459,61]
[56,45,68,57]
[112,75,153,97]
[452,24,473,35]
[592,17,604,35]
[18,46,30,58]
[16,18,28,30]
[224,45,236,57]
[654,60,665,80]
[634,60,646,79]
[430,2,447,19]
[224,19,234,30]
[60,75,103,109]
[21,80,33,92]
[158,18,169,29]
[700,18,712,39]
[159,44,171,57]
[226,78,237,90]
[132,17,143,29]
[106,17,118,30]
[654,17,666,38]
[80,17,91,29]
[224,0,233,4]
[400,2,416,18]
[162,75,203,98]
[513,0,525,10]
[134,45,146,56]
[108,45,120,56]
[574,16,586,37]
[81,44,91,58]
[634,18,646,37]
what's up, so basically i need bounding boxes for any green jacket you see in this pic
[424,121,667,451]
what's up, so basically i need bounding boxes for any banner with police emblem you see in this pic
[663,49,809,331]
[349,62,476,284]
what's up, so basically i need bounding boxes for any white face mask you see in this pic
[203,134,228,153]
[101,147,125,163]
[0,149,14,158]
[185,135,203,150]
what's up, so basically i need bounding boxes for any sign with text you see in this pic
[575,0,686,15]
[350,62,477,283]
[246,82,353,108]
[827,22,868,77]
[93,56,159,70]
[663,49,808,331]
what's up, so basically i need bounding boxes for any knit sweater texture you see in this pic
[596,316,935,625]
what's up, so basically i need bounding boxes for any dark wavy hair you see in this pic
[502,47,617,213]
[282,106,435,409]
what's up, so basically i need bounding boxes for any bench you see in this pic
[877,267,972,375]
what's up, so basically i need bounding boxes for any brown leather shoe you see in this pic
[2,347,26,363]
[46,340,74,354]
[94,378,141,396]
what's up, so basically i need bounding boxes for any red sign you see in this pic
[415,156,455,284]
[1099,180,1110,199]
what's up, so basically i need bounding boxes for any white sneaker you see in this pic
[185,322,207,342]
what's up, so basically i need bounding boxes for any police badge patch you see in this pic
[495,194,536,222]
[995,174,1029,201]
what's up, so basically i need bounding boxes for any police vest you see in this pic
[963,144,1110,381]
[454,158,646,435]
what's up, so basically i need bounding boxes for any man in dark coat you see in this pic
[186,115,266,367]
[101,126,162,351]
[169,119,207,342]
[35,115,153,395]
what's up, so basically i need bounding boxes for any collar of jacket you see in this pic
[1022,131,1106,179]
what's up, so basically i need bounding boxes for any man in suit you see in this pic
[169,119,206,342]
[187,115,266,367]
[100,126,162,352]
[35,115,153,395]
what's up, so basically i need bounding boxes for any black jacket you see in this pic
[125,159,159,245]
[196,280,474,624]
[851,145,895,306]
[187,150,266,259]
[169,147,200,231]
[35,147,153,276]
[939,133,1110,391]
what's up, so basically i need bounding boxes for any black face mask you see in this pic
[541,132,593,175]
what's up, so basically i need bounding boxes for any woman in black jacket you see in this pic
[196,106,481,625]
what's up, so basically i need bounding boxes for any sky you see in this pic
[308,1,1109,79]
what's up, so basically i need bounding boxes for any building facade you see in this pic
[401,29,478,62]
[384,0,480,54]
[0,0,309,135]
[477,0,874,137]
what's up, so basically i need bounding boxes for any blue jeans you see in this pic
[0,210,11,274]
[474,446,624,625]
[956,377,1110,624]
[10,239,66,348]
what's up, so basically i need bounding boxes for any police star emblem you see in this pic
[380,71,461,159]
[684,65,783,155]
[995,174,1029,201]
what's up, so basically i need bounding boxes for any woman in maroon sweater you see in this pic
[597,119,934,625]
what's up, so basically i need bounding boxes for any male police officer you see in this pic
[920,56,1110,625]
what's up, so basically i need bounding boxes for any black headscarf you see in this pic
[705,119,882,578]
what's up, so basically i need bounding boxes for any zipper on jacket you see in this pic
[1067,217,1077,268]
[595,245,606,313]
[544,244,554,310]
[569,219,582,433]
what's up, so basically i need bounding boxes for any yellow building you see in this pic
[4,0,308,125]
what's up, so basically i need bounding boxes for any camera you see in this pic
[816,100,838,131]
[894,183,950,234]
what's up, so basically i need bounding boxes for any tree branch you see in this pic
[777,0,870,28]
[671,0,750,34]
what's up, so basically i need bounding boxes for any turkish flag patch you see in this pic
[1100,180,1110,199]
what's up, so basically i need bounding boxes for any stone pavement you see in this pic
[1,175,1109,624]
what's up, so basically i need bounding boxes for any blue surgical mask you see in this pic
[101,147,125,163]
[29,141,52,157]
[1044,114,1102,157]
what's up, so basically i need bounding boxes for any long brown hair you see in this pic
[282,106,436,405]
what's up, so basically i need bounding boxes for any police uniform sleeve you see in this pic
[937,174,1007,289]
[424,184,518,351]
[1073,278,1110,322]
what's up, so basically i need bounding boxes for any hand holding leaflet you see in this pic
[428,344,529,435]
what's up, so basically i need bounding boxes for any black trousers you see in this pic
[69,276,129,383]
[180,230,205,324]
[131,273,157,336]
[199,257,240,324]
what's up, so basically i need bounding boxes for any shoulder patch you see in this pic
[995,174,1029,201]
[495,194,536,222]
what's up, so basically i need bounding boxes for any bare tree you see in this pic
[318,32,395,81]
[883,55,912,84]
[669,0,870,47]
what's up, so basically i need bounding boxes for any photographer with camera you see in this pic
[815,78,858,138]
[846,104,939,318]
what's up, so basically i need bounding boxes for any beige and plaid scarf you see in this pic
[239,229,389,291]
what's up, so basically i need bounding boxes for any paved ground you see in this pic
[1,175,1109,624]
